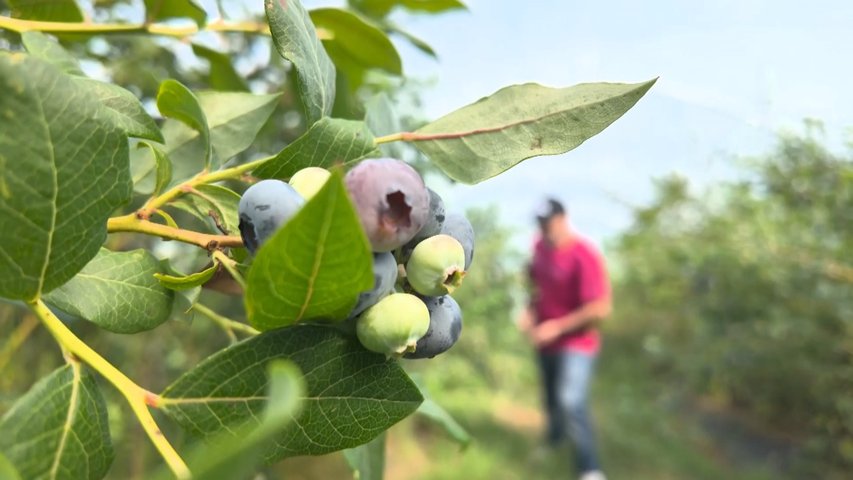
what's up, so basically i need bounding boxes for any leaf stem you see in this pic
[108,214,243,249]
[192,303,259,337]
[212,250,247,291]
[28,299,191,480]
[0,15,271,37]
[373,132,408,145]
[139,155,272,218]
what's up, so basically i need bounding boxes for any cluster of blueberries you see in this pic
[238,158,474,359]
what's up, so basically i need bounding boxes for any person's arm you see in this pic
[530,297,610,345]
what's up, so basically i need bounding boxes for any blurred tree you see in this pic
[611,125,853,473]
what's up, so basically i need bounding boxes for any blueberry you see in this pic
[404,295,463,359]
[238,179,304,254]
[289,166,330,200]
[440,213,475,269]
[345,158,430,252]
[349,252,398,319]
[412,188,446,242]
[406,234,466,296]
[356,293,430,356]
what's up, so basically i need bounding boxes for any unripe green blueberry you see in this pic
[406,234,466,296]
[356,293,430,356]
[289,167,331,200]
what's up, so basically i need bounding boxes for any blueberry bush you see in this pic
[0,1,654,478]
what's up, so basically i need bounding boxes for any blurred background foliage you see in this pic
[1,0,852,479]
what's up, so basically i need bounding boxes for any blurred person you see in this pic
[517,198,612,480]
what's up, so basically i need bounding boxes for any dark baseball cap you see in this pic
[535,198,565,225]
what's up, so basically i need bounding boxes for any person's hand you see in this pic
[516,307,535,333]
[529,320,564,347]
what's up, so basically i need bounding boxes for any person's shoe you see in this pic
[579,471,607,480]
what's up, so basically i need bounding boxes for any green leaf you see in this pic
[20,31,83,75]
[351,0,465,17]
[138,142,172,197]
[416,398,471,447]
[43,248,174,334]
[365,93,405,158]
[253,117,379,179]
[191,44,249,92]
[162,91,281,181]
[0,453,21,480]
[79,79,164,142]
[170,184,241,235]
[184,361,304,479]
[160,325,423,458]
[309,8,402,89]
[408,79,657,183]
[0,363,113,480]
[154,259,219,291]
[157,79,211,170]
[266,0,336,125]
[21,33,163,143]
[343,432,385,480]
[245,171,373,330]
[385,21,436,58]
[144,0,207,28]
[8,0,83,21]
[0,54,132,301]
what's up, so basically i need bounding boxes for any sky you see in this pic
[370,0,853,250]
[191,0,852,250]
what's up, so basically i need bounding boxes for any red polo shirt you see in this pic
[529,236,610,354]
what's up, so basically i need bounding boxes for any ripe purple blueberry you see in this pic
[404,295,463,359]
[356,293,430,356]
[406,234,466,296]
[345,158,429,252]
[238,180,304,254]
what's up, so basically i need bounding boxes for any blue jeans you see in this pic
[538,350,600,474]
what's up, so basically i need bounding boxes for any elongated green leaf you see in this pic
[385,21,436,58]
[137,142,172,197]
[43,249,174,333]
[245,172,373,330]
[408,79,657,183]
[0,363,113,480]
[154,259,219,291]
[157,79,211,169]
[170,184,241,235]
[20,31,83,75]
[266,0,336,124]
[22,33,163,142]
[416,398,471,447]
[343,432,385,480]
[161,91,281,182]
[191,44,248,92]
[0,54,132,301]
[310,8,401,89]
[8,0,83,21]
[144,0,206,27]
[253,118,379,179]
[160,325,423,458]
[351,0,465,17]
